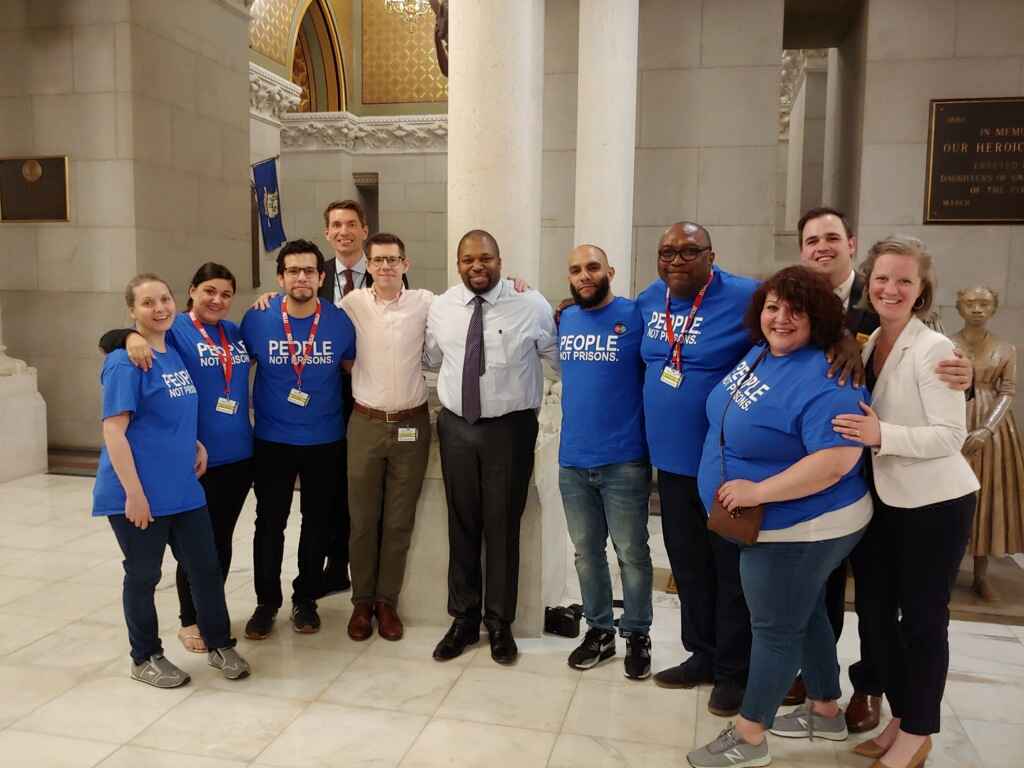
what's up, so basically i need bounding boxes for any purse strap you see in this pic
[718,347,770,484]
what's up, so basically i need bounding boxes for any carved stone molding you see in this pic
[778,49,828,140]
[249,62,302,124]
[281,111,448,153]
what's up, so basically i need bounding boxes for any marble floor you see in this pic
[1,474,1022,768]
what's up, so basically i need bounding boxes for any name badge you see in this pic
[216,397,238,415]
[397,427,418,442]
[660,365,683,389]
[288,388,311,407]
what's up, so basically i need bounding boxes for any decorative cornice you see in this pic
[249,62,302,124]
[281,111,448,153]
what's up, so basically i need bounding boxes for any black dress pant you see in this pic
[176,458,253,626]
[861,492,975,735]
[437,408,538,627]
[657,470,750,684]
[252,439,345,608]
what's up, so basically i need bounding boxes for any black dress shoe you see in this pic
[487,623,518,665]
[319,559,351,598]
[433,621,480,662]
[784,675,807,706]
[653,655,714,689]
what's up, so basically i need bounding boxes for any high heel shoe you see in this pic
[852,738,887,759]
[868,736,931,768]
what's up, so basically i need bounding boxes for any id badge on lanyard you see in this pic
[661,270,713,389]
[189,312,238,415]
[281,297,322,407]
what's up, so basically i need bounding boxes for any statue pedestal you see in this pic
[0,366,48,483]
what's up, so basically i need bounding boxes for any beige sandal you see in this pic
[177,625,207,653]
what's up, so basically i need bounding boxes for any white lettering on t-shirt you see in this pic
[646,311,703,344]
[266,339,334,366]
[722,361,771,411]
[162,369,198,398]
[196,341,250,368]
[558,333,620,362]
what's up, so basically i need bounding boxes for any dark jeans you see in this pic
[109,508,234,664]
[176,459,253,627]
[657,470,750,684]
[862,492,976,735]
[437,408,538,627]
[252,439,345,609]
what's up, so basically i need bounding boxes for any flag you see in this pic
[252,157,286,251]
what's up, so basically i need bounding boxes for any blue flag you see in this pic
[252,158,286,251]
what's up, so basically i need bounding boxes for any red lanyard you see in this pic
[189,312,233,397]
[281,297,322,390]
[664,269,714,372]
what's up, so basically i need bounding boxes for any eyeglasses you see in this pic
[368,255,406,266]
[658,246,711,264]
[283,267,319,278]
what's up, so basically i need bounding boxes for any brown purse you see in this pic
[707,348,768,546]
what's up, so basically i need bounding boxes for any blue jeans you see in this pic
[739,528,865,728]
[109,507,234,664]
[559,460,653,635]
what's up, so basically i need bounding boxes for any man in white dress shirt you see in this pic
[425,229,558,665]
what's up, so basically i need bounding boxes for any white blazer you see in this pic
[862,317,979,508]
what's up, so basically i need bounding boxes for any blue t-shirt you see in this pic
[167,313,253,468]
[638,269,759,476]
[697,345,869,530]
[92,348,206,517]
[241,296,356,446]
[558,297,647,468]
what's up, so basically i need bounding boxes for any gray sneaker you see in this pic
[208,647,251,680]
[131,654,191,689]
[770,702,848,741]
[687,725,771,768]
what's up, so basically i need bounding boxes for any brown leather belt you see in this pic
[354,401,428,423]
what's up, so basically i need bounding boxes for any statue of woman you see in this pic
[951,286,1024,601]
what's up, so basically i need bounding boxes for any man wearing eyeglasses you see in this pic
[339,232,433,642]
[638,222,759,717]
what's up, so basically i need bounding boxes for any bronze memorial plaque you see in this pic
[0,156,69,222]
[924,98,1024,224]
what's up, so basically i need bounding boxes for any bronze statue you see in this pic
[951,286,1024,601]
[429,0,448,77]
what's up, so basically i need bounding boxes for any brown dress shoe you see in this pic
[845,691,882,733]
[375,601,404,641]
[347,602,374,641]
[783,675,807,706]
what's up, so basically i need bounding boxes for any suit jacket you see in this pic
[862,317,979,507]
[844,273,879,339]
[319,258,408,303]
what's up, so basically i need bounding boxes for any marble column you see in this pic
[0,297,48,482]
[447,0,545,284]
[573,0,639,290]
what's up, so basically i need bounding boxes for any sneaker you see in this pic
[770,702,848,741]
[291,602,321,634]
[623,633,652,680]
[654,655,714,689]
[245,605,277,640]
[708,679,745,717]
[567,628,616,670]
[687,725,771,768]
[208,647,251,680]
[130,654,191,689]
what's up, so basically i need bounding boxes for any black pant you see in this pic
[252,439,345,608]
[861,492,975,735]
[109,508,234,663]
[175,459,253,627]
[437,408,538,627]
[657,471,750,684]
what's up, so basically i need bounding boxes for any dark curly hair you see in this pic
[743,266,845,350]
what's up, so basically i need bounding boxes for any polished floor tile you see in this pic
[563,678,699,748]
[0,729,119,768]
[437,665,579,732]
[322,653,464,715]
[97,745,248,768]
[399,718,556,768]
[548,733,691,768]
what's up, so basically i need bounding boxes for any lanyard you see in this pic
[335,269,361,300]
[189,312,234,397]
[719,347,769,482]
[281,297,322,390]
[664,268,714,372]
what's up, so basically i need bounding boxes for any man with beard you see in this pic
[425,229,558,665]
[557,245,653,679]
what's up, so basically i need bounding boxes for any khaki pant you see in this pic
[347,407,431,606]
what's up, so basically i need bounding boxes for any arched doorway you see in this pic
[291,0,347,112]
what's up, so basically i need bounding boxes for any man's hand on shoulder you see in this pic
[825,332,865,388]
[251,291,279,311]
[936,350,972,392]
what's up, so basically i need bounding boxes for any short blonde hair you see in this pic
[125,273,173,308]
[858,236,936,319]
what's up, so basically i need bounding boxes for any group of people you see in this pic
[92,200,978,768]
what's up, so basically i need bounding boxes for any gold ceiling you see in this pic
[249,0,300,65]
[362,1,447,104]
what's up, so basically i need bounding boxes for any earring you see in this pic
[913,296,925,310]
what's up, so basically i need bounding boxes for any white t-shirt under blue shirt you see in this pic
[241,295,357,446]
[92,348,206,517]
[558,297,646,468]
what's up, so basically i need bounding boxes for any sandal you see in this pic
[177,625,207,653]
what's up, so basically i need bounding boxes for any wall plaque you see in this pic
[924,97,1024,224]
[0,156,69,222]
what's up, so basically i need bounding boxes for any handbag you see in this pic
[707,348,768,546]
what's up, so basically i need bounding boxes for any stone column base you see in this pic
[0,368,48,483]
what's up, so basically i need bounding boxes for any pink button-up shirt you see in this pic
[341,287,433,412]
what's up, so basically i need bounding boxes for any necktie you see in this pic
[342,269,355,296]
[462,295,486,424]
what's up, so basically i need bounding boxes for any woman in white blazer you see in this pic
[833,236,978,768]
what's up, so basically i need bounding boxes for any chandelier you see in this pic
[383,0,432,23]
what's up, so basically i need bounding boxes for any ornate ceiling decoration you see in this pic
[362,0,447,104]
[250,63,303,123]
[249,0,300,65]
[281,111,448,153]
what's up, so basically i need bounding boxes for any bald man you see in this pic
[558,245,653,679]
